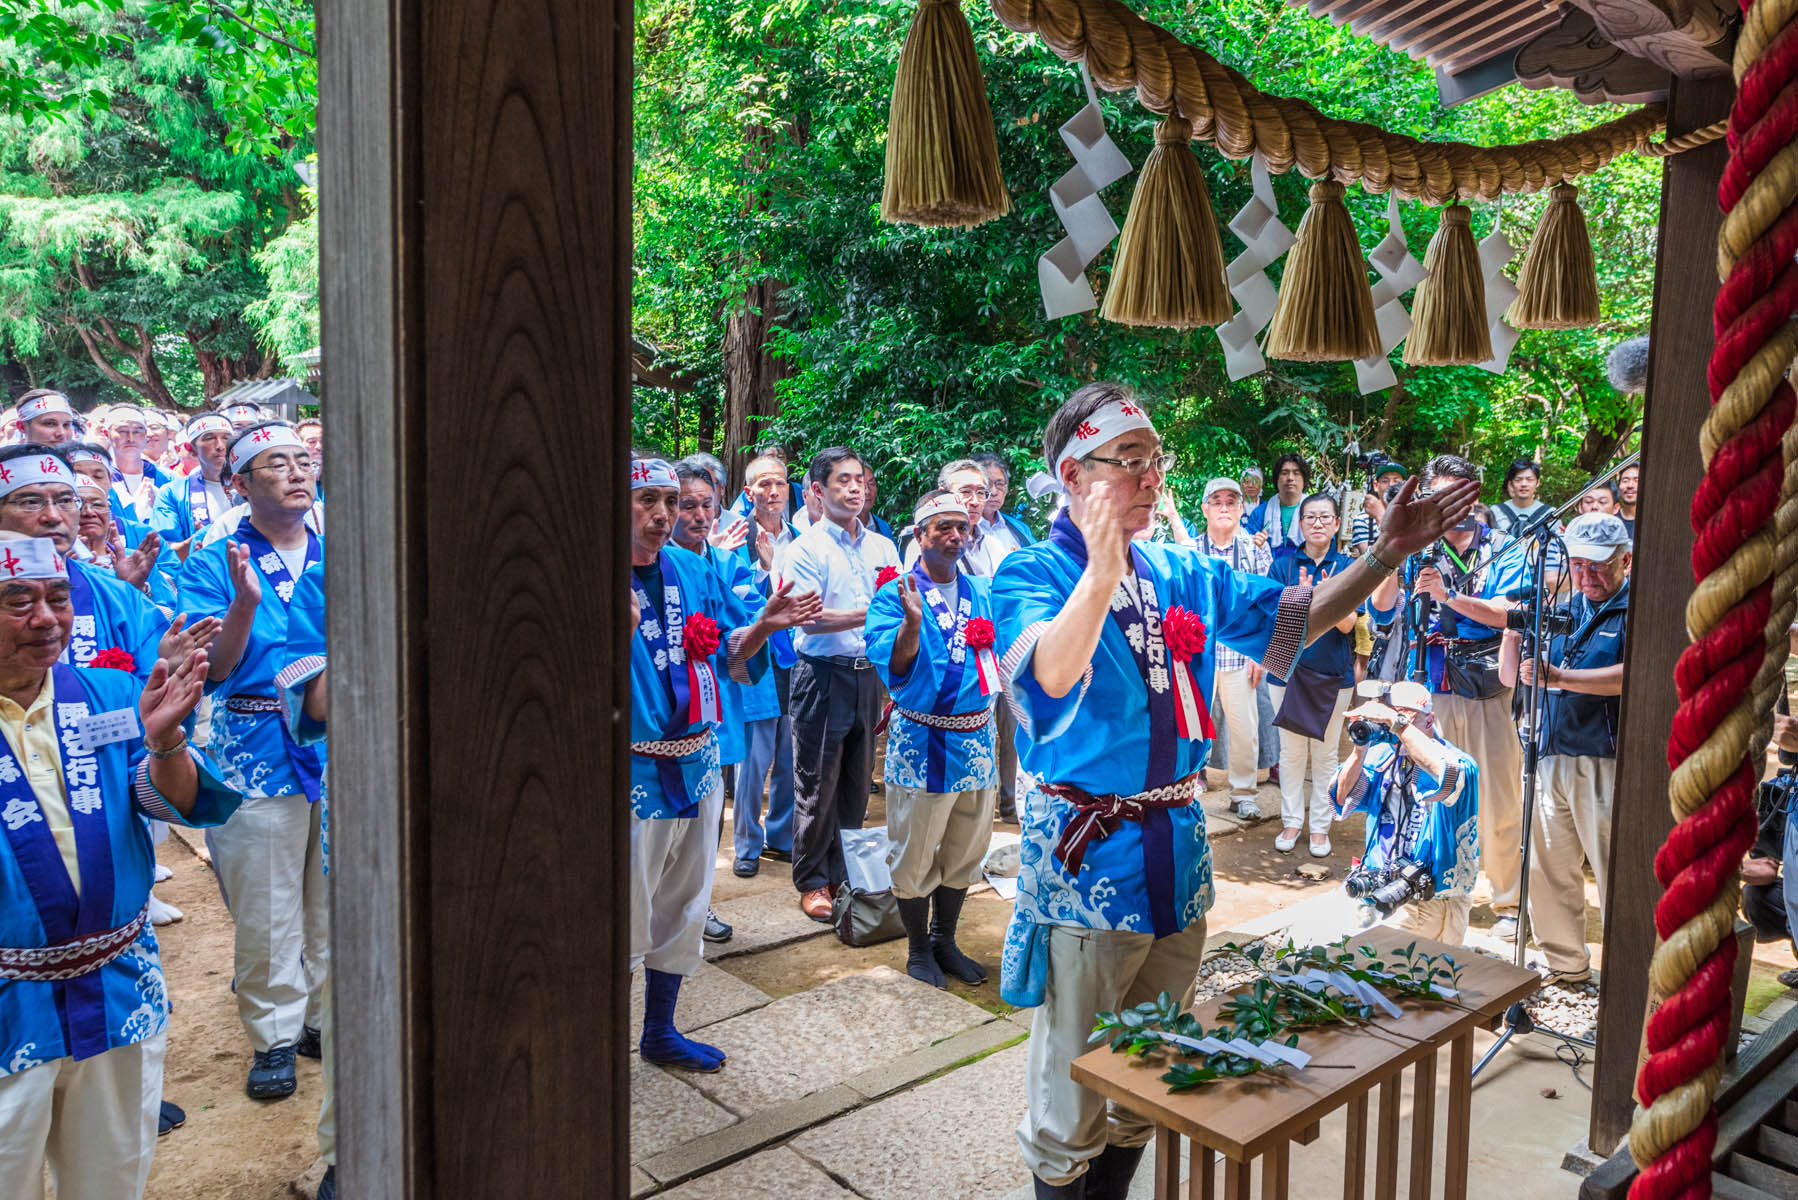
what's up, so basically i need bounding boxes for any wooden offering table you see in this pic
[1070,930,1540,1200]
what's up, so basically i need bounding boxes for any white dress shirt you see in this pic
[780,516,900,658]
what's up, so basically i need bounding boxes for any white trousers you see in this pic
[1017,919,1209,1184]
[206,793,330,1052]
[0,1032,165,1200]
[1389,896,1472,947]
[1268,685,1352,834]
[1211,667,1259,798]
[1433,691,1523,916]
[629,783,724,978]
[1528,755,1614,973]
[885,784,996,899]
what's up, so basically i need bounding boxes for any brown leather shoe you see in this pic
[800,887,834,923]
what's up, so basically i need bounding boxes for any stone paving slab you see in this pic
[629,962,773,1042]
[653,1146,860,1199]
[630,1056,739,1163]
[638,1084,862,1185]
[631,1166,657,1198]
[704,887,832,961]
[792,1041,1033,1200]
[683,966,994,1116]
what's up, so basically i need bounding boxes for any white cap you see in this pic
[1388,680,1432,713]
[0,532,68,581]
[1202,477,1243,503]
[1563,513,1631,561]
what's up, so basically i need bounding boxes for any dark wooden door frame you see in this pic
[318,0,634,1191]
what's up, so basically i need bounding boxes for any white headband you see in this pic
[229,425,306,476]
[185,414,232,443]
[17,394,74,422]
[1026,398,1158,500]
[0,454,74,499]
[913,495,970,528]
[0,535,67,582]
[222,404,262,421]
[106,407,147,430]
[66,448,109,469]
[630,458,679,490]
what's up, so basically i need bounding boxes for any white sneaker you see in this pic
[1309,835,1331,858]
[1274,827,1300,853]
[1233,796,1263,821]
[147,894,183,926]
[1493,916,1518,942]
[152,864,174,883]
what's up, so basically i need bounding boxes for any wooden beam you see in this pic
[1587,70,1735,1160]
[320,0,634,1193]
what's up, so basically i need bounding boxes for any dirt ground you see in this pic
[144,834,326,1200]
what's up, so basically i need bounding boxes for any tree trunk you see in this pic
[189,330,282,399]
[1368,368,1408,450]
[721,278,787,494]
[1576,412,1632,472]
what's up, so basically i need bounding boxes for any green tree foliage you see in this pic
[0,0,313,406]
[634,0,1659,517]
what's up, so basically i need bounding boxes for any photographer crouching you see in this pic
[1497,513,1629,986]
[1368,454,1528,940]
[1330,680,1482,943]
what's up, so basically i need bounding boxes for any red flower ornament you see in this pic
[87,646,137,673]
[1162,607,1207,662]
[876,565,901,589]
[682,613,721,660]
[963,618,996,652]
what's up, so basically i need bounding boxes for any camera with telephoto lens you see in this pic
[1347,718,1396,747]
[1504,602,1576,635]
[1365,859,1436,917]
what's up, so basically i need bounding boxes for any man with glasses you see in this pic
[153,413,236,555]
[1195,477,1271,821]
[996,383,1475,1200]
[971,452,1035,556]
[11,390,80,447]
[174,421,327,1102]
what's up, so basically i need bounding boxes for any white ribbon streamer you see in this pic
[1214,156,1297,380]
[1353,194,1427,396]
[1038,65,1133,319]
[1477,203,1521,374]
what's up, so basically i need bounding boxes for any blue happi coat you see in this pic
[691,542,763,768]
[864,564,998,794]
[0,664,241,1074]
[276,561,329,876]
[66,560,170,686]
[178,527,325,802]
[728,524,797,725]
[1331,734,1480,900]
[995,510,1308,1004]
[151,473,228,544]
[631,544,768,820]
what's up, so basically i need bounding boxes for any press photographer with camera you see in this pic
[1330,680,1482,944]
[1367,454,1529,939]
[1497,512,1629,986]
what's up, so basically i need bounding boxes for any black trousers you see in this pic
[790,654,883,893]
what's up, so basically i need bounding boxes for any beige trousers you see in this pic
[1433,690,1523,916]
[1017,918,1209,1184]
[1390,896,1473,947]
[629,783,724,978]
[1268,684,1353,834]
[885,784,996,899]
[0,1033,165,1200]
[1527,755,1614,973]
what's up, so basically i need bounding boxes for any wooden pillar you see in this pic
[1588,72,1735,1159]
[318,0,634,1190]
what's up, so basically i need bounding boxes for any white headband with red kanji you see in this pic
[0,534,68,581]
[913,494,969,528]
[184,414,232,444]
[0,454,73,499]
[1053,398,1157,478]
[630,458,679,490]
[16,394,74,422]
[229,425,306,476]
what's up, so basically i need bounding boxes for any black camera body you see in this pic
[1505,602,1575,635]
[1343,858,1436,917]
[1353,450,1393,489]
[1347,718,1396,748]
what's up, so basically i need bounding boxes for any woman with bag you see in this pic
[1267,495,1358,857]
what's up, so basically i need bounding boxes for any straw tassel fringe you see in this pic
[881,0,1010,227]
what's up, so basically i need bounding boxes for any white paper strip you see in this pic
[1225,1037,1283,1065]
[1255,1040,1314,1069]
[1161,1032,1232,1056]
[1217,312,1267,380]
[1218,156,1293,380]
[1476,204,1522,374]
[1036,64,1133,320]
[1354,355,1398,394]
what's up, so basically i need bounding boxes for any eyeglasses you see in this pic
[1084,451,1176,478]
[245,455,315,475]
[3,494,82,515]
[1301,513,1337,524]
[952,485,989,500]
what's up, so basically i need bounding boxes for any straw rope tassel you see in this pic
[1404,204,1493,366]
[1627,1,1798,1197]
[1102,115,1231,328]
[1265,180,1380,362]
[1508,183,1600,329]
[882,0,1011,227]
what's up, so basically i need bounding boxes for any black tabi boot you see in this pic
[1081,1142,1147,1200]
[1033,1173,1086,1199]
[896,895,946,988]
[929,886,988,984]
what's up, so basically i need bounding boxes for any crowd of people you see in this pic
[0,388,333,1200]
[629,381,1650,1200]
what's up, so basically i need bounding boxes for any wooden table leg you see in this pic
[1157,1126,1180,1200]
[1343,1091,1369,1200]
[1261,1142,1290,1200]
[1225,1156,1252,1200]
[1192,1142,1216,1200]
[1375,1074,1401,1200]
[1445,1033,1473,1200]
[1408,1048,1438,1200]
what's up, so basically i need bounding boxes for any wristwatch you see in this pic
[1390,714,1412,740]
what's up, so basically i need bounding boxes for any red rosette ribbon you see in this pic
[963,616,1001,696]
[682,613,723,725]
[1161,606,1214,739]
[875,565,901,589]
[86,646,136,673]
